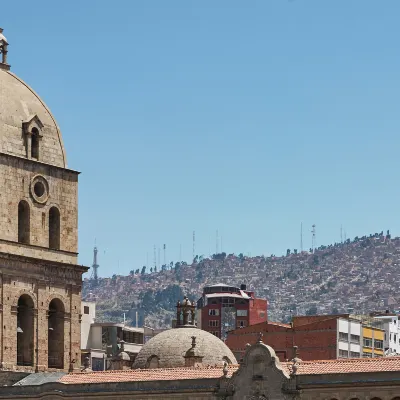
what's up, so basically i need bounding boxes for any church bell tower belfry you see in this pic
[0,28,88,372]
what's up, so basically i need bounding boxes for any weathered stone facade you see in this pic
[0,30,87,373]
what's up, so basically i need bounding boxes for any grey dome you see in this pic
[0,68,67,167]
[133,327,237,369]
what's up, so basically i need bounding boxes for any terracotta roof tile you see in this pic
[59,365,239,384]
[283,356,400,375]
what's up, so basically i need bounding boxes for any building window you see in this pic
[237,310,248,317]
[349,351,360,358]
[83,306,90,315]
[350,334,360,344]
[339,332,348,342]
[18,200,30,244]
[363,352,372,358]
[237,320,247,328]
[338,349,348,358]
[374,339,383,349]
[31,128,39,160]
[49,207,60,250]
[395,334,397,343]
[209,309,219,316]
[363,338,372,348]
[209,320,219,327]
[212,331,220,338]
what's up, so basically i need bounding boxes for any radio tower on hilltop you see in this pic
[90,246,100,282]
[311,224,316,253]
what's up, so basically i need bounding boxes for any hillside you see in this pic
[82,231,400,328]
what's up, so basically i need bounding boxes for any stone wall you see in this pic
[0,153,78,264]
[0,252,87,372]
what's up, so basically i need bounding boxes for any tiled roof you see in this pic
[283,356,400,375]
[59,365,239,384]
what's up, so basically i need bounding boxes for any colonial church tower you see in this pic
[0,29,87,372]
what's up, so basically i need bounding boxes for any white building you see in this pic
[337,317,362,358]
[372,313,400,355]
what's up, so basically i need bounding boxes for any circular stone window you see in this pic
[30,175,49,204]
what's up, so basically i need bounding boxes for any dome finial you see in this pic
[0,28,10,70]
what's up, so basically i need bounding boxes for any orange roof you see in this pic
[283,356,400,375]
[60,357,400,385]
[59,365,239,384]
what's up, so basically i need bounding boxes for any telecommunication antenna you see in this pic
[300,222,303,252]
[340,225,343,243]
[153,245,156,268]
[311,224,316,253]
[157,247,160,268]
[163,244,166,265]
[90,245,99,281]
[193,231,195,262]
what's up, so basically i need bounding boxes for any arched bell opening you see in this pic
[17,294,34,366]
[48,298,65,369]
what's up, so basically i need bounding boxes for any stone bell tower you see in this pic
[0,28,88,372]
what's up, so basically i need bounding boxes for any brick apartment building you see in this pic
[196,283,267,340]
[226,314,384,361]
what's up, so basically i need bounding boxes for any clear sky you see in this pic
[3,1,400,277]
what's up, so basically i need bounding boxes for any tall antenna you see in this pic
[157,247,160,268]
[193,231,195,262]
[153,245,156,268]
[300,222,303,252]
[163,244,166,265]
[340,225,343,243]
[311,224,316,253]
[90,245,100,281]
[216,230,219,254]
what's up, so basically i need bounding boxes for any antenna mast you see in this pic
[193,231,195,262]
[153,245,156,269]
[163,244,166,266]
[340,225,343,243]
[300,222,303,252]
[311,224,316,253]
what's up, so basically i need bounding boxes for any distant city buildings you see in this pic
[226,314,386,361]
[196,283,267,340]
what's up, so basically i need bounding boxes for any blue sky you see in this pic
[3,1,400,276]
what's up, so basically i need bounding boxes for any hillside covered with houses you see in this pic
[83,231,400,328]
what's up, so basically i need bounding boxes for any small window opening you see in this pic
[18,200,30,244]
[31,128,39,160]
[49,207,60,250]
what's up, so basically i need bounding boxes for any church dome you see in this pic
[133,327,237,369]
[0,65,67,168]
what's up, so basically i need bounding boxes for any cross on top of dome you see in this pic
[0,28,10,70]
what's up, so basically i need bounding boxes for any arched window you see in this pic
[17,294,34,366]
[48,299,65,369]
[31,128,39,160]
[49,207,60,250]
[18,200,30,244]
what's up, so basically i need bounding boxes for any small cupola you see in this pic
[0,28,10,71]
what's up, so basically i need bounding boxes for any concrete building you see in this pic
[0,28,88,373]
[196,283,267,340]
[371,312,400,355]
[226,314,385,361]
[80,301,147,370]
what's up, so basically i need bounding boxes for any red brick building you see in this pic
[226,315,346,362]
[196,283,267,340]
